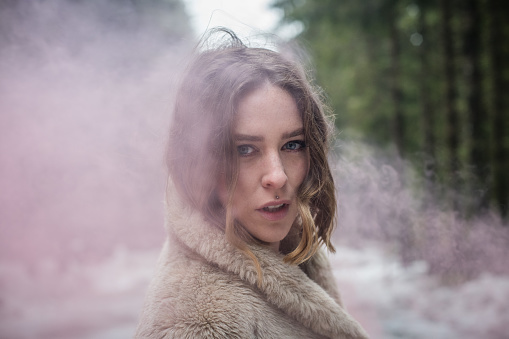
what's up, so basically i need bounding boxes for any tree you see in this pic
[273,0,509,218]
[462,0,487,210]
[488,0,509,217]
[440,0,460,204]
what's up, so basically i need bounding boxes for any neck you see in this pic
[268,241,280,253]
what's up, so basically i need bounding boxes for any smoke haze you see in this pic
[0,0,192,265]
[334,142,509,281]
[0,1,194,336]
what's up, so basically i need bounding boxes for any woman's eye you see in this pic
[237,145,255,156]
[283,140,306,151]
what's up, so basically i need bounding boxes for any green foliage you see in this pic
[274,0,396,145]
[273,0,509,217]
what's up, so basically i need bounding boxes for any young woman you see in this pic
[135,29,369,339]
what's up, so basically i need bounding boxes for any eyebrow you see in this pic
[234,134,263,142]
[282,128,304,139]
[234,128,304,142]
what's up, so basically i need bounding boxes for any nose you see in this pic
[261,152,288,189]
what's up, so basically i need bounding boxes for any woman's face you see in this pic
[221,83,309,252]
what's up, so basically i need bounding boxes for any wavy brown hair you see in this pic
[166,28,336,280]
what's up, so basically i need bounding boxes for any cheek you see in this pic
[292,152,310,185]
[283,164,306,189]
[235,161,258,188]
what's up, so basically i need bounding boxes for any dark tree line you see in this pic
[273,0,509,218]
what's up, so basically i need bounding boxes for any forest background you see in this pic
[273,0,509,218]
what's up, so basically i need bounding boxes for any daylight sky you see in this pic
[183,0,301,39]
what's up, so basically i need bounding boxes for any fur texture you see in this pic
[135,192,369,339]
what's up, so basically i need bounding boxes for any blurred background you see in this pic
[0,0,508,338]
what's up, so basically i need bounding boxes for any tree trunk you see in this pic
[418,4,435,170]
[489,0,509,218]
[464,0,489,210]
[441,0,460,207]
[416,2,437,208]
[389,3,404,157]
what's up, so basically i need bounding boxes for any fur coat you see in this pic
[135,192,369,339]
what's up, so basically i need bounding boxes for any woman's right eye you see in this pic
[237,145,255,156]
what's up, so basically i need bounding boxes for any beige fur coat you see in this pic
[135,193,369,339]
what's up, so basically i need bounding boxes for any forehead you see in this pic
[234,84,303,135]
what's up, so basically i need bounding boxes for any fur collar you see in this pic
[165,191,369,339]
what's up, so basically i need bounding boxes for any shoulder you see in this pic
[301,249,343,306]
[135,241,260,338]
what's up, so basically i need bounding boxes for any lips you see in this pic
[257,200,290,221]
[262,203,286,212]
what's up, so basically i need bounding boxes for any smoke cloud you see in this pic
[333,142,509,282]
[0,1,194,337]
[0,0,192,266]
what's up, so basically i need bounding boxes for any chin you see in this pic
[258,224,294,243]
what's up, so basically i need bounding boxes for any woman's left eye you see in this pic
[237,145,255,156]
[283,140,306,151]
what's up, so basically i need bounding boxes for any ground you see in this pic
[1,244,508,339]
